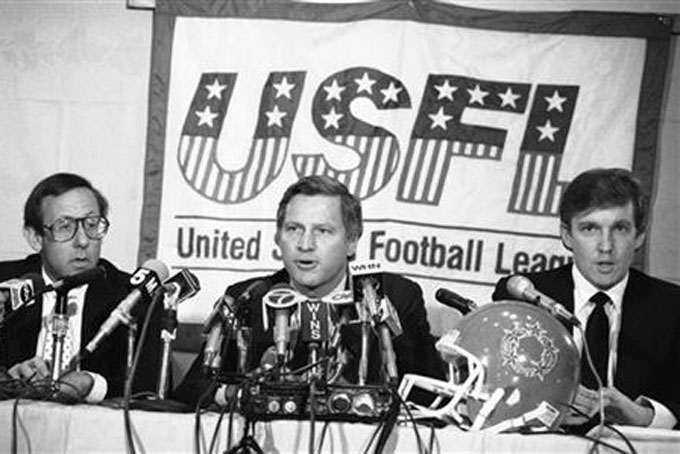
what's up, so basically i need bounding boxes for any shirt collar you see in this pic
[571,264,627,314]
[289,271,348,301]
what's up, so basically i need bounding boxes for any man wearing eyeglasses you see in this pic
[0,173,161,402]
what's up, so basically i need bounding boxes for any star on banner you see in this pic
[195,105,218,128]
[536,119,559,142]
[381,82,402,104]
[429,106,453,130]
[265,105,287,128]
[205,78,227,100]
[322,107,344,130]
[354,72,376,95]
[498,87,521,108]
[434,79,458,101]
[273,77,295,99]
[467,84,489,106]
[544,90,567,112]
[323,79,346,102]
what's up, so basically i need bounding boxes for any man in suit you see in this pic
[493,168,680,429]
[0,172,161,401]
[174,175,445,406]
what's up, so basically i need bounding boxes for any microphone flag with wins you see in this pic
[300,300,331,344]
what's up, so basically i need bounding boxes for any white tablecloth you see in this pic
[1,399,679,453]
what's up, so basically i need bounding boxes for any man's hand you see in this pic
[8,356,94,401]
[564,385,600,425]
[564,385,654,427]
[601,386,654,426]
[8,356,50,381]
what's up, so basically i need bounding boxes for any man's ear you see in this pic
[347,236,358,258]
[634,230,646,250]
[23,227,44,252]
[560,223,573,252]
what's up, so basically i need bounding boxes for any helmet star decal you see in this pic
[500,320,559,381]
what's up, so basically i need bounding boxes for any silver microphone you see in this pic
[506,275,580,327]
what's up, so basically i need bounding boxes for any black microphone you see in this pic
[232,279,271,374]
[0,273,44,326]
[203,293,235,373]
[506,275,580,327]
[262,283,302,365]
[163,268,200,304]
[435,288,478,315]
[43,265,107,295]
[69,259,169,368]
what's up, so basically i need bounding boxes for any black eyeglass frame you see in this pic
[42,215,110,243]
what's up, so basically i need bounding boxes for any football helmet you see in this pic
[399,301,580,432]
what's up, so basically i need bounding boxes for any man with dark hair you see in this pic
[0,172,161,401]
[493,168,680,429]
[175,175,445,406]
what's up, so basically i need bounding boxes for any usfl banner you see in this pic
[141,1,670,334]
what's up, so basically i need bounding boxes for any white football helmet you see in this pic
[399,301,580,432]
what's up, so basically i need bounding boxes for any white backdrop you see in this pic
[0,1,678,336]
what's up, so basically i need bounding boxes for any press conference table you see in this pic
[1,399,679,453]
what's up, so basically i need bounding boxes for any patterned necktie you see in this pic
[43,298,78,373]
[580,291,611,389]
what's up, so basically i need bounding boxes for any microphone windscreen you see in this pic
[141,259,170,281]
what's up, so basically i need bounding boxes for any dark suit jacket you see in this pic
[0,254,162,398]
[174,269,445,406]
[493,265,680,428]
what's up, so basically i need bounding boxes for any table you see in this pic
[1,399,679,453]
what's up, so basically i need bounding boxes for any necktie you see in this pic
[580,292,611,389]
[43,298,78,373]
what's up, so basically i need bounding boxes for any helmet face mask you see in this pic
[399,301,580,432]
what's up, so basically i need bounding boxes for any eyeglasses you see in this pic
[42,215,110,243]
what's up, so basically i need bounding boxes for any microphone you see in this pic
[0,273,44,326]
[203,293,236,373]
[262,283,302,366]
[163,268,200,304]
[300,299,330,379]
[506,275,580,327]
[435,288,478,315]
[42,265,107,295]
[233,279,271,374]
[350,262,383,386]
[157,283,180,398]
[350,261,399,385]
[70,259,169,367]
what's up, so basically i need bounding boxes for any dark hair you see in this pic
[24,172,109,234]
[559,168,647,232]
[276,175,363,242]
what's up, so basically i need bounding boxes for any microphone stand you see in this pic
[126,320,137,373]
[50,289,70,385]
[132,288,190,413]
[157,297,178,399]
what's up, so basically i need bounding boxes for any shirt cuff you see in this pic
[214,384,229,406]
[635,396,677,429]
[84,372,108,403]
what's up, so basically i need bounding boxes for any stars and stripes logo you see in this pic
[508,85,579,215]
[397,75,530,205]
[293,67,411,200]
[178,71,305,203]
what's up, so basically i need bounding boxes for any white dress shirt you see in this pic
[571,266,675,428]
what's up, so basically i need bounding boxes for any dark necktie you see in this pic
[580,292,611,389]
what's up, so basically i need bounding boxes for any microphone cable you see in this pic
[122,287,164,454]
[193,378,219,454]
[393,389,429,454]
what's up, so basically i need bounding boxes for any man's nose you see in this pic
[298,230,316,250]
[598,230,613,253]
[72,222,90,247]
